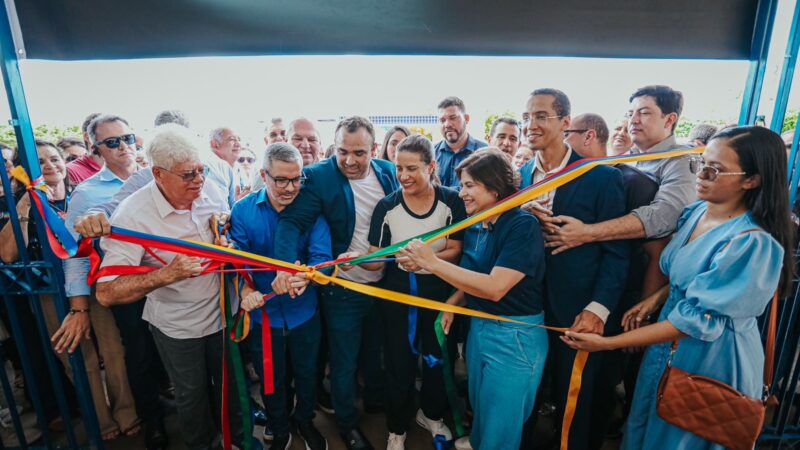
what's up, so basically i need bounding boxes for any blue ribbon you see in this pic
[433,434,454,450]
[406,272,443,368]
[34,188,78,256]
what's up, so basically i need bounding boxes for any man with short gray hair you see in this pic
[230,142,331,450]
[264,118,287,145]
[95,124,241,450]
[154,110,190,128]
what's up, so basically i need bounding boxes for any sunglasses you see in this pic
[94,134,136,149]
[157,165,210,182]
[238,157,255,164]
[689,157,746,182]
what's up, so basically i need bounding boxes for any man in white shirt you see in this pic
[95,124,240,450]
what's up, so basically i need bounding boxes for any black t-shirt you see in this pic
[368,185,467,300]
[459,208,545,316]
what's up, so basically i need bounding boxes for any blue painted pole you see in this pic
[770,0,800,132]
[0,3,104,450]
[739,0,779,125]
[790,112,800,206]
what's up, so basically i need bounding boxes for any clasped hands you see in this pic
[521,200,592,254]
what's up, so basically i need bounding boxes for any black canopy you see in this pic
[14,0,759,61]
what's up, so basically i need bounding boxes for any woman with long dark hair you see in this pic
[564,126,794,449]
[379,126,410,162]
[0,140,140,441]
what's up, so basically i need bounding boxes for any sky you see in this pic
[0,0,797,148]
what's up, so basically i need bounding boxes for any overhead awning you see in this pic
[13,0,759,61]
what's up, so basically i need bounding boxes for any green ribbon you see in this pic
[435,311,464,438]
[223,274,253,450]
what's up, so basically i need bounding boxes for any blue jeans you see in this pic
[248,313,321,436]
[319,285,374,432]
[467,314,548,450]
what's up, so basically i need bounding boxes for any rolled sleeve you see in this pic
[63,257,92,297]
[631,157,696,238]
[667,298,725,342]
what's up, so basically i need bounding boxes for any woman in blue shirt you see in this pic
[563,126,794,450]
[400,148,548,450]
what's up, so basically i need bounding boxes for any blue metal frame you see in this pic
[770,0,800,132]
[739,0,779,125]
[0,2,104,449]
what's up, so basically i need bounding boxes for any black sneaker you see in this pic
[144,422,168,450]
[317,390,335,414]
[270,433,292,450]
[340,428,373,450]
[298,422,328,450]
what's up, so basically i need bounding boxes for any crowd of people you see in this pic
[0,84,795,450]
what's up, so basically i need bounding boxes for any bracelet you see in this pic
[69,308,90,315]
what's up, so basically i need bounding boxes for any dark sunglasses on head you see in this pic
[94,133,136,149]
[238,157,255,164]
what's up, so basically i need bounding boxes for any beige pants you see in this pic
[41,294,138,435]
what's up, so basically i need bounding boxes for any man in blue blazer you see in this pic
[274,116,398,450]
[518,89,629,450]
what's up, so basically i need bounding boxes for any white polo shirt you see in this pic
[100,181,227,339]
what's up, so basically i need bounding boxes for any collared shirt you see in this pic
[99,181,227,339]
[228,188,331,329]
[88,167,233,218]
[434,134,488,188]
[631,135,696,239]
[63,165,130,297]
[66,154,103,185]
[531,146,573,210]
[460,208,544,316]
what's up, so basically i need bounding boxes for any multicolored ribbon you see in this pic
[12,146,703,450]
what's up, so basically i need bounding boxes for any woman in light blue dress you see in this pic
[563,126,794,450]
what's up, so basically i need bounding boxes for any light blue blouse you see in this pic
[622,201,783,450]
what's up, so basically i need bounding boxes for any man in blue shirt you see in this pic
[274,117,398,450]
[63,115,169,449]
[231,142,331,450]
[434,96,487,188]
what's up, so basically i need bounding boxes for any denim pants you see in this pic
[319,284,375,432]
[151,327,242,450]
[467,314,548,450]
[248,313,321,436]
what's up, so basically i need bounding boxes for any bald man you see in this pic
[563,113,609,159]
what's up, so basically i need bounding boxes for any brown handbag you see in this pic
[655,291,779,450]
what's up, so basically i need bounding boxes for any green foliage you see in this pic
[674,118,728,139]
[784,109,798,133]
[0,124,82,147]
[484,112,517,139]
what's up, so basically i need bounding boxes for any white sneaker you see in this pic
[387,432,406,450]
[415,408,453,440]
[454,436,473,450]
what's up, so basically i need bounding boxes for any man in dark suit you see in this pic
[518,89,629,450]
[274,116,398,450]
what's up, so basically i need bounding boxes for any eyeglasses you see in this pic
[237,157,255,164]
[563,129,589,136]
[522,114,561,125]
[265,171,306,188]
[94,134,136,149]
[689,157,746,182]
[157,165,209,182]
